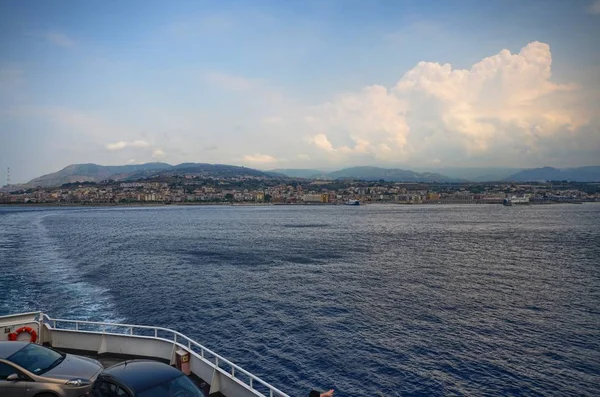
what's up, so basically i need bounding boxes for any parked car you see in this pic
[90,360,205,397]
[0,341,103,397]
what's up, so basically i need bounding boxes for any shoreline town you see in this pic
[1,176,597,206]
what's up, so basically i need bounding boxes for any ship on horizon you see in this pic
[504,196,530,206]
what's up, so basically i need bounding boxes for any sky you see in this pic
[1,0,599,183]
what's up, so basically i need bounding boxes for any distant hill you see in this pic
[327,166,460,182]
[20,162,273,188]
[268,169,328,179]
[505,166,600,182]
[414,167,523,182]
[170,163,267,178]
[273,166,520,182]
[25,163,171,188]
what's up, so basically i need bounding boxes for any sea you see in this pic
[1,204,599,396]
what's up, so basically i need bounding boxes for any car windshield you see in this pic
[7,343,65,375]
[138,374,204,397]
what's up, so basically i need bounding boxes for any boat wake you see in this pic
[0,209,123,323]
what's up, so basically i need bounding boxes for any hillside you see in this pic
[268,169,327,179]
[327,166,460,182]
[21,162,272,188]
[505,166,600,182]
[171,163,267,178]
[414,167,523,182]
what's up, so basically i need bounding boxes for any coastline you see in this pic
[0,201,593,208]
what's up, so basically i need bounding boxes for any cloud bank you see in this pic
[305,41,596,166]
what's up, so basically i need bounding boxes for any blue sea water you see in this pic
[1,204,599,396]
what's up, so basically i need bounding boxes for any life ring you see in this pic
[8,326,38,343]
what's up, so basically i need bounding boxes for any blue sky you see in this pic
[1,0,599,183]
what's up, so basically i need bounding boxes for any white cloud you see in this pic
[309,134,332,152]
[106,141,127,150]
[589,0,600,14]
[307,85,410,160]
[152,149,166,158]
[205,72,258,91]
[106,140,151,151]
[243,153,278,163]
[306,41,595,166]
[43,32,75,47]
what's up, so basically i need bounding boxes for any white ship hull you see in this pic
[0,312,289,397]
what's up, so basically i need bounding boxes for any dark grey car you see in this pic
[0,341,103,397]
[91,360,205,397]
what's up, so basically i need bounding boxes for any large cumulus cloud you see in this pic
[307,42,598,166]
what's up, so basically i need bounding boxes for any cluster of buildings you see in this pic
[1,177,598,205]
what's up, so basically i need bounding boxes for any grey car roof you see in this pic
[0,341,28,359]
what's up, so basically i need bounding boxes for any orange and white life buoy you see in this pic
[8,326,38,343]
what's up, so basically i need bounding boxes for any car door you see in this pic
[0,362,26,397]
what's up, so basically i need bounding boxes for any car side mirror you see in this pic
[6,373,20,381]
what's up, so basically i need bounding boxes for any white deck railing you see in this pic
[37,313,290,397]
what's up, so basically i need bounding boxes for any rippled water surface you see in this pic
[1,204,599,396]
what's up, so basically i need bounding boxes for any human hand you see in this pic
[320,390,334,397]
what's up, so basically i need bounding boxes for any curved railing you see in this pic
[41,313,289,397]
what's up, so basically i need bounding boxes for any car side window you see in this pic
[92,380,115,397]
[91,380,130,397]
[0,362,17,380]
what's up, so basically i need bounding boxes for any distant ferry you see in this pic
[345,199,360,206]
[504,196,530,206]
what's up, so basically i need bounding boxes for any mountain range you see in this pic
[270,167,525,182]
[18,162,272,189]
[505,166,600,182]
[5,163,600,190]
[269,167,460,182]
